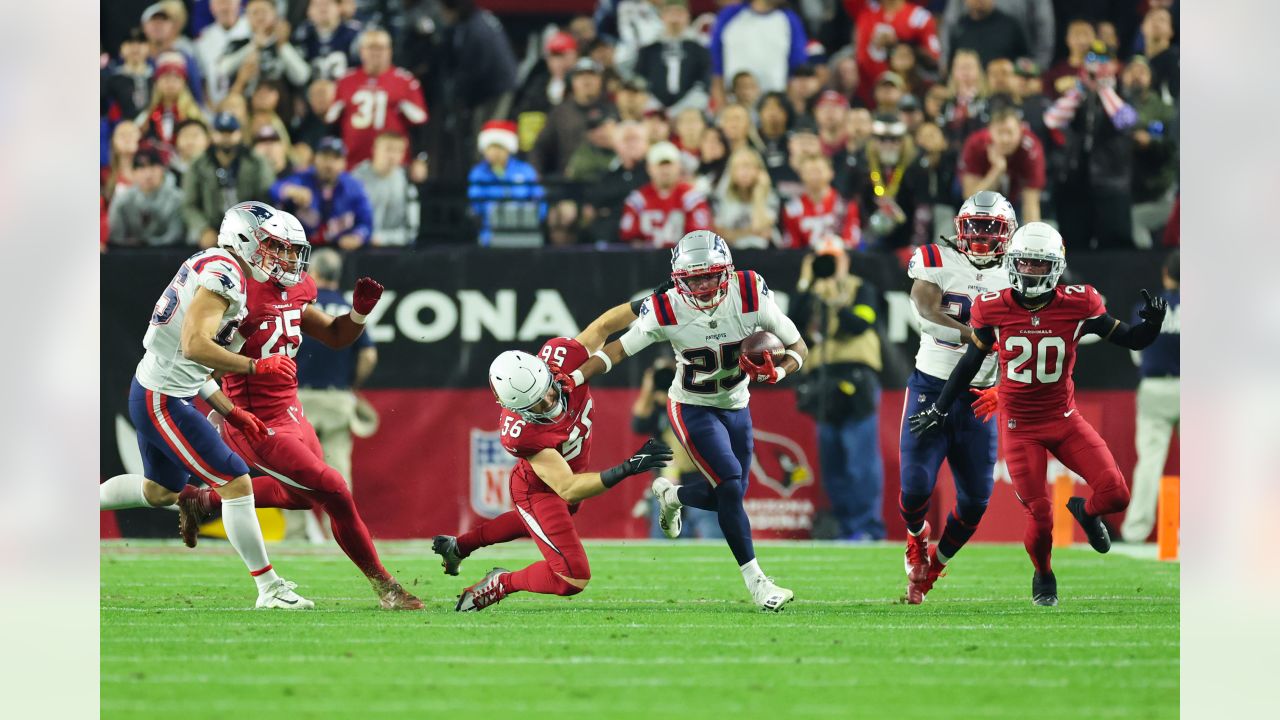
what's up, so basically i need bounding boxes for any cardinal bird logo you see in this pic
[748,430,814,497]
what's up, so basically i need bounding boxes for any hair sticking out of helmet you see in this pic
[1004,221,1065,298]
[955,191,1018,268]
[487,350,567,424]
[670,230,734,311]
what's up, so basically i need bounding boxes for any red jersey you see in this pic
[780,188,862,249]
[326,66,428,166]
[970,284,1107,424]
[853,1,940,105]
[618,182,713,248]
[498,338,596,496]
[223,274,318,422]
[958,126,1046,205]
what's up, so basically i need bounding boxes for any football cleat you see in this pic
[1032,571,1058,607]
[176,485,211,549]
[651,478,683,539]
[749,575,794,612]
[255,578,315,610]
[905,545,946,605]
[904,521,931,582]
[1066,497,1111,553]
[456,567,509,612]
[432,535,464,576]
[374,579,425,610]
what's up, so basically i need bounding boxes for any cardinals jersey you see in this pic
[970,284,1107,424]
[620,271,802,410]
[618,182,713,248]
[221,274,319,422]
[780,188,862,249]
[326,67,428,166]
[136,249,248,398]
[907,242,1010,386]
[499,337,595,495]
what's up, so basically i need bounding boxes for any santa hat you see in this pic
[477,120,518,154]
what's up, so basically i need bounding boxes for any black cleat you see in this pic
[1066,496,1111,553]
[1032,571,1058,606]
[432,535,463,576]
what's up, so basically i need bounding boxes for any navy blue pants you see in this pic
[818,393,885,540]
[668,400,756,565]
[128,377,250,492]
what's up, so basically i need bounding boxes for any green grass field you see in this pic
[101,540,1178,719]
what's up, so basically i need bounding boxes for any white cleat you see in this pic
[749,575,794,612]
[651,478,683,539]
[255,578,315,610]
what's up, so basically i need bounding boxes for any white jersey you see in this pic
[135,248,249,397]
[908,243,1009,386]
[620,270,801,410]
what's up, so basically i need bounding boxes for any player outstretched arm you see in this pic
[1080,289,1168,350]
[528,439,673,504]
[181,288,264,375]
[300,277,385,348]
[909,326,997,435]
[574,301,641,354]
[911,278,974,345]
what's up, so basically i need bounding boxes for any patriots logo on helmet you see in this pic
[239,203,274,222]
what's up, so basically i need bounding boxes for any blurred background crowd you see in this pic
[101,0,1179,260]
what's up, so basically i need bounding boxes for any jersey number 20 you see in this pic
[1004,336,1065,384]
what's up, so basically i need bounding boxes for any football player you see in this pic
[899,191,1016,604]
[177,212,424,610]
[909,222,1168,606]
[566,230,810,611]
[99,202,313,610]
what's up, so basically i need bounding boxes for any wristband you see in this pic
[350,309,367,325]
[592,349,613,374]
[198,379,220,400]
[570,369,585,387]
[774,367,787,382]
[784,349,804,371]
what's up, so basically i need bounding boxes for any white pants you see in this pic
[1122,377,1180,541]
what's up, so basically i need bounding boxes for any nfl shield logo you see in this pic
[1007,418,1017,430]
[470,429,515,518]
[1031,315,1041,327]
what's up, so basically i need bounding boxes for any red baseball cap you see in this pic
[545,32,577,56]
[816,90,847,109]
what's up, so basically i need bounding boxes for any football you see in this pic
[741,330,784,366]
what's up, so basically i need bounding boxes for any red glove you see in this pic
[226,407,269,442]
[969,386,999,422]
[252,354,297,379]
[352,277,384,316]
[738,351,780,384]
[546,361,577,395]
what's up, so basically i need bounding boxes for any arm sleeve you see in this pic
[277,41,312,86]
[618,297,666,356]
[708,9,727,76]
[756,276,802,346]
[935,342,989,409]
[786,10,809,70]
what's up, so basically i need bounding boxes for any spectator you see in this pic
[104,120,142,203]
[827,55,860,104]
[853,0,940,107]
[530,58,606,178]
[944,0,1032,69]
[717,103,762,154]
[692,125,730,195]
[771,124,820,201]
[137,53,206,148]
[566,106,621,183]
[785,63,822,120]
[941,0,1054,71]
[142,2,206,106]
[183,112,277,247]
[248,78,291,138]
[940,49,988,143]
[103,28,153,122]
[616,77,653,123]
[252,125,294,177]
[108,147,186,247]
[849,114,924,252]
[220,0,311,102]
[709,0,809,106]
[790,241,886,540]
[1124,56,1178,249]
[1141,6,1178,102]
[1120,250,1179,544]
[169,119,211,185]
[635,0,712,113]
[618,140,711,247]
[888,42,930,101]
[757,91,793,173]
[194,0,250,107]
[293,0,362,81]
[466,122,545,246]
[1042,41,1136,249]
[510,32,578,127]
[577,121,652,244]
[959,106,1044,221]
[567,14,598,49]
[607,0,667,77]
[898,94,925,133]
[290,78,336,155]
[1041,19,1094,100]
[831,107,873,196]
[781,153,861,248]
[214,91,249,129]
[730,71,763,116]
[672,106,707,167]
[351,132,422,247]
[912,120,961,239]
[643,107,671,145]
[272,138,374,249]
[870,71,910,116]
[814,90,849,158]
[923,83,951,126]
[328,29,428,169]
[712,147,780,249]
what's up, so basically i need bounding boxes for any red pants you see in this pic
[510,476,590,581]
[1002,412,1131,572]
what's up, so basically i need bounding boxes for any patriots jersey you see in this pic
[135,248,248,397]
[907,243,1009,386]
[620,270,801,410]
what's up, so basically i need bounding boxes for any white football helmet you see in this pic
[671,230,733,311]
[274,211,313,287]
[217,201,290,283]
[1004,222,1066,298]
[954,190,1017,268]
[488,350,566,424]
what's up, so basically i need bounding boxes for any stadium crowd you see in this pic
[101,0,1179,259]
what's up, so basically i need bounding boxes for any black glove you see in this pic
[600,439,674,487]
[654,279,675,295]
[1138,289,1168,325]
[908,404,947,436]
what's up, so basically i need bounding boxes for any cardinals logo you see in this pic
[748,429,815,497]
